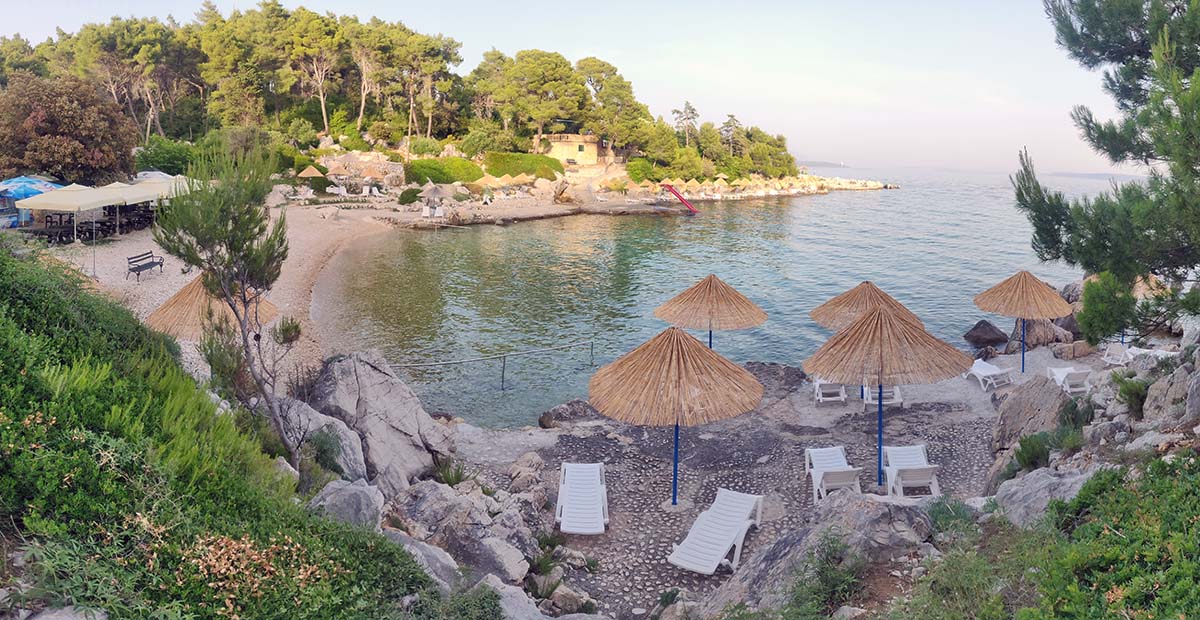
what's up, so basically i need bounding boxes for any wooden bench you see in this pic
[126,251,164,281]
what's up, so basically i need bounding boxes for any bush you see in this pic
[626,157,663,183]
[926,497,977,537]
[1058,397,1094,429]
[135,135,197,176]
[482,152,564,180]
[1015,433,1052,470]
[339,134,371,152]
[891,548,1007,620]
[406,157,484,184]
[1112,371,1149,419]
[410,136,443,156]
[459,124,519,157]
[783,533,865,620]
[398,188,422,205]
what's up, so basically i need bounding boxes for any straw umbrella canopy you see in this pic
[810,281,923,331]
[654,274,768,348]
[589,326,763,504]
[974,270,1072,372]
[146,276,279,341]
[298,165,325,179]
[804,305,971,483]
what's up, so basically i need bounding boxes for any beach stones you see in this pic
[963,320,1008,348]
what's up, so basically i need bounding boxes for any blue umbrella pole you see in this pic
[672,423,680,505]
[877,385,884,485]
[1021,318,1026,373]
[708,329,713,349]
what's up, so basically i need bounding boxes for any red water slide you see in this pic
[659,184,699,214]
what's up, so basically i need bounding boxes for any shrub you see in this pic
[783,533,865,620]
[285,118,318,148]
[339,134,371,152]
[1058,397,1094,429]
[410,136,443,156]
[926,497,977,537]
[1112,371,1149,419]
[135,135,197,176]
[1014,433,1051,470]
[406,157,484,184]
[1049,426,1084,456]
[398,188,422,205]
[459,124,519,157]
[891,548,1007,620]
[482,152,564,179]
[432,458,474,487]
[626,157,663,183]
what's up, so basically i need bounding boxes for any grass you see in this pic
[482,152,564,180]
[432,458,475,487]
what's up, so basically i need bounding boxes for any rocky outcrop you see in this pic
[308,479,385,530]
[963,320,1008,348]
[383,530,462,594]
[1052,340,1097,360]
[476,575,609,620]
[1004,319,1073,354]
[281,397,367,481]
[392,480,535,583]
[311,350,454,499]
[697,491,931,614]
[994,465,1105,527]
[744,362,808,398]
[1144,366,1191,423]
[986,376,1069,492]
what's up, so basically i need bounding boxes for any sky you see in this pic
[6,0,1134,174]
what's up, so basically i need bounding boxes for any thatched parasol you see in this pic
[325,162,350,176]
[974,270,1072,372]
[589,326,763,504]
[298,165,325,179]
[146,276,279,341]
[1083,273,1166,299]
[361,165,387,180]
[654,274,767,348]
[804,304,971,483]
[810,281,923,331]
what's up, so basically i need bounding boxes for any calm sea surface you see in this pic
[312,167,1121,427]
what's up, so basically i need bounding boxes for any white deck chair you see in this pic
[420,205,432,218]
[863,384,903,411]
[667,488,763,575]
[963,359,1014,391]
[804,446,862,503]
[1047,367,1091,395]
[883,445,941,498]
[813,378,848,405]
[555,463,608,535]
[1101,343,1127,367]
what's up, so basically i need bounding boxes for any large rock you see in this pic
[1004,319,1073,354]
[698,492,930,614]
[1144,366,1191,423]
[1054,314,1082,339]
[308,479,384,530]
[281,397,367,481]
[31,609,108,620]
[986,376,1070,492]
[994,465,1104,527]
[311,350,454,498]
[383,530,462,594]
[394,480,533,583]
[963,320,1009,348]
[475,574,609,620]
[1186,372,1200,424]
[1060,280,1084,304]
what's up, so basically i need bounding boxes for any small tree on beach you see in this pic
[153,144,306,467]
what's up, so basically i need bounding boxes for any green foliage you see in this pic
[1015,433,1052,471]
[136,135,197,176]
[459,122,520,158]
[432,458,474,487]
[306,429,343,475]
[0,72,137,184]
[626,158,659,183]
[398,188,422,204]
[1112,371,1149,419]
[926,497,977,537]
[482,152,564,179]
[766,533,866,620]
[892,548,1007,620]
[406,157,484,184]
[410,136,443,156]
[1077,272,1138,344]
[433,588,503,620]
[339,134,371,152]
[666,146,704,180]
[1058,397,1094,430]
[198,311,248,401]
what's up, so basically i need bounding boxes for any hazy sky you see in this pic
[8,1,1131,173]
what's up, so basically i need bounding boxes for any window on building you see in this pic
[578,144,585,152]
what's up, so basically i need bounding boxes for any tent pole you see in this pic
[672,423,680,505]
[1021,318,1026,373]
[877,385,884,485]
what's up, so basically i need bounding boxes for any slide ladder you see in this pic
[660,184,699,215]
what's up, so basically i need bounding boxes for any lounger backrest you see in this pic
[560,462,604,487]
[806,447,849,472]
[973,359,1005,375]
[883,445,929,469]
[896,465,940,484]
[1105,343,1126,357]
[1065,371,1090,387]
[712,488,761,520]
[819,468,861,486]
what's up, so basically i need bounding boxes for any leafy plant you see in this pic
[410,136,443,156]
[926,497,977,537]
[1112,371,1149,419]
[406,157,484,184]
[482,152,564,179]
[1014,433,1051,470]
[433,458,474,487]
[530,549,559,576]
[782,532,865,620]
[398,187,422,204]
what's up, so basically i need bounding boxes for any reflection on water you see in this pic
[313,167,1114,428]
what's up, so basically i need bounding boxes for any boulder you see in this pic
[986,376,1069,492]
[1072,340,1097,358]
[1004,319,1073,354]
[974,346,999,361]
[1055,315,1082,339]
[698,492,930,614]
[308,479,385,530]
[1144,366,1191,423]
[274,456,300,484]
[475,574,609,620]
[832,606,869,620]
[1122,431,1184,452]
[994,465,1104,527]
[281,397,368,481]
[383,530,462,594]
[1083,420,1129,446]
[964,320,1009,348]
[1060,280,1084,304]
[1186,372,1200,424]
[31,609,107,620]
[311,350,454,498]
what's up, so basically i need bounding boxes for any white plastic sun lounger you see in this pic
[1102,343,1127,367]
[1047,367,1091,395]
[813,378,848,405]
[555,463,609,535]
[804,446,862,503]
[667,488,763,575]
[1125,346,1180,362]
[883,445,941,498]
[863,384,903,411]
[963,359,1014,391]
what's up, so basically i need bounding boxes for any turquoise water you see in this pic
[313,167,1116,427]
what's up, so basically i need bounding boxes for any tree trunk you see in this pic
[406,82,415,141]
[424,75,433,139]
[357,79,368,132]
[318,85,330,135]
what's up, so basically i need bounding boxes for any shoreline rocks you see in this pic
[964,320,1009,348]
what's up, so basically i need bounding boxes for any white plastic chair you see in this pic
[883,445,941,498]
[1101,343,1127,367]
[804,446,862,503]
[863,384,903,411]
[667,488,763,575]
[555,463,608,535]
[813,378,848,405]
[1047,367,1091,395]
[963,359,1014,391]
